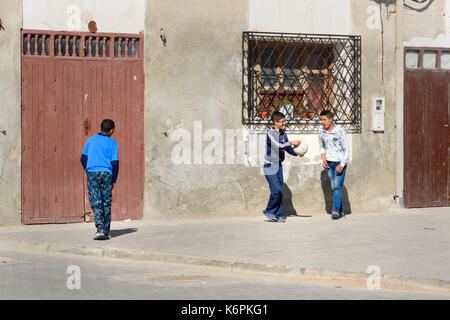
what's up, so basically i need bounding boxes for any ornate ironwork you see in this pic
[242,32,361,133]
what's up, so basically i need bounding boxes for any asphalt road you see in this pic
[1,249,449,302]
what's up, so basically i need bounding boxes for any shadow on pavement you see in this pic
[282,183,313,218]
[110,228,138,238]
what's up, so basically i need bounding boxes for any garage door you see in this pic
[404,48,450,208]
[21,30,144,224]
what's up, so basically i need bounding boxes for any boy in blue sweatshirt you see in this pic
[81,119,119,240]
[262,112,301,223]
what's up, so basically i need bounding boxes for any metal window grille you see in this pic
[22,30,142,59]
[242,32,361,133]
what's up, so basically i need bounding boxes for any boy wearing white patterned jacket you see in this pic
[318,110,349,220]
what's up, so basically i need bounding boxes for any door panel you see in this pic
[404,70,428,207]
[54,60,86,222]
[111,61,144,221]
[22,60,56,223]
[427,72,448,206]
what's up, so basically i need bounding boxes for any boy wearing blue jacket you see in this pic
[263,112,301,223]
[81,119,119,240]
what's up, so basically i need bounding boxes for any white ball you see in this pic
[294,142,308,156]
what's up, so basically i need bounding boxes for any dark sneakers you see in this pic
[262,210,276,220]
[332,211,345,220]
[331,211,340,220]
[93,231,109,240]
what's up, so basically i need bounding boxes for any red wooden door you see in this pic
[21,31,144,224]
[404,48,450,208]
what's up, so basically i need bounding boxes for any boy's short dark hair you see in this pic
[101,119,115,132]
[319,110,333,119]
[271,111,286,123]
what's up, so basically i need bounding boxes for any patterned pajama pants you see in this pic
[87,172,113,234]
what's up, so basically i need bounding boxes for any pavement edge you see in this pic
[1,239,449,293]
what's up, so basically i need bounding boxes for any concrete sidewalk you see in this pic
[0,207,449,292]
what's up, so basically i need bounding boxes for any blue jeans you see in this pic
[263,163,284,220]
[327,161,347,214]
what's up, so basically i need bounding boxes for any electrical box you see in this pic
[372,97,385,131]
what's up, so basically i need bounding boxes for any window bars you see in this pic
[22,30,142,59]
[242,32,361,133]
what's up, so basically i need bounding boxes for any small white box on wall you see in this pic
[372,97,385,132]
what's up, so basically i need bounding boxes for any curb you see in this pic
[1,240,449,293]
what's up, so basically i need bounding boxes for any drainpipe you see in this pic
[394,0,404,208]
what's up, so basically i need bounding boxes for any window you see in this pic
[405,48,450,70]
[405,50,420,69]
[423,51,437,69]
[242,32,361,133]
[441,52,450,70]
